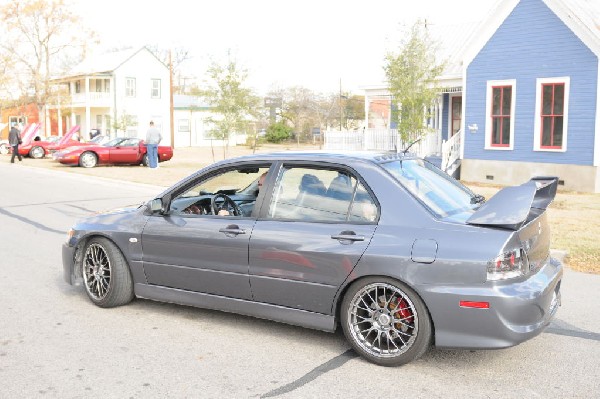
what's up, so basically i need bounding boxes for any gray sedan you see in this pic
[63,151,562,366]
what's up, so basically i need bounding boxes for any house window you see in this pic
[541,83,564,148]
[534,77,569,152]
[151,79,161,99]
[178,119,190,132]
[125,78,136,97]
[104,79,110,93]
[485,79,516,150]
[74,81,81,94]
[491,86,511,147]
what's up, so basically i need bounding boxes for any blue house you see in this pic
[461,0,600,192]
[361,0,599,192]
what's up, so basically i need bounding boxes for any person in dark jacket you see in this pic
[8,124,23,163]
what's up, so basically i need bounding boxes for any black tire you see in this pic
[340,277,432,366]
[29,145,45,159]
[142,153,149,166]
[81,237,134,308]
[79,151,97,168]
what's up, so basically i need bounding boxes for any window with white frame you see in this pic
[151,79,161,99]
[125,78,136,97]
[178,119,190,132]
[485,79,516,150]
[534,77,569,151]
[74,81,81,94]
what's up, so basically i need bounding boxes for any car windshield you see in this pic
[381,159,476,218]
[103,138,127,147]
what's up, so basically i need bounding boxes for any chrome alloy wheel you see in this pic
[83,243,112,301]
[80,152,97,168]
[30,146,44,159]
[347,282,418,358]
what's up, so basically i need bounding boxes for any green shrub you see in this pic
[266,122,292,143]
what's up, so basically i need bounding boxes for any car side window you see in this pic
[169,166,269,217]
[267,166,377,223]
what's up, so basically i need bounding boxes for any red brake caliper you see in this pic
[390,298,413,332]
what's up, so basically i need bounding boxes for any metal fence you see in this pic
[323,128,441,158]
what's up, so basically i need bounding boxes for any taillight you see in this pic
[487,247,529,281]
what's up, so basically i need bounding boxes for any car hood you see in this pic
[466,177,558,230]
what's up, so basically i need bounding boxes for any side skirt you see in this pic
[134,283,336,332]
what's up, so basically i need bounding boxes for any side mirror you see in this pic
[149,198,164,213]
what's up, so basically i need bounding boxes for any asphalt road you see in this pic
[1,163,599,399]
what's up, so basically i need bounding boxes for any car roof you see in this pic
[218,150,421,165]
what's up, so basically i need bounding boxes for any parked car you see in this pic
[19,136,69,159]
[62,151,562,366]
[0,139,9,155]
[53,137,173,168]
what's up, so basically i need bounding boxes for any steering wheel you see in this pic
[211,193,242,216]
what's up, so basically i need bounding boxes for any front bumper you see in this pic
[421,257,563,349]
[62,242,82,286]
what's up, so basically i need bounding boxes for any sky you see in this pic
[72,0,497,95]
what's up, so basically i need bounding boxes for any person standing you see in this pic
[145,121,162,169]
[8,123,23,163]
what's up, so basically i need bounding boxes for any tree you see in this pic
[271,86,322,144]
[265,122,292,143]
[0,0,95,135]
[147,45,191,94]
[202,51,260,158]
[384,20,445,143]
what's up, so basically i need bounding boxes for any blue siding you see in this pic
[465,0,598,166]
[442,93,450,141]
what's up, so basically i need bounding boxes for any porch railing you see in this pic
[323,128,440,158]
[441,130,462,171]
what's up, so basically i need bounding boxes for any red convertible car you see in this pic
[53,137,173,168]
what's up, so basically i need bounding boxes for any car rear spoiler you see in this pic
[466,176,558,230]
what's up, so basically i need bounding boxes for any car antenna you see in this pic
[402,137,421,154]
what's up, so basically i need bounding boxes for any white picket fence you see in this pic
[323,128,441,158]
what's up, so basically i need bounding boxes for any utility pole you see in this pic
[339,78,343,131]
[169,49,175,149]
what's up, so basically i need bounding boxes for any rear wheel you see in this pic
[142,154,149,166]
[341,277,432,366]
[81,237,134,308]
[29,146,45,159]
[79,151,97,168]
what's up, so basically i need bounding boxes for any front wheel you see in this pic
[29,145,45,159]
[141,153,149,166]
[0,143,8,155]
[81,237,134,308]
[340,277,432,366]
[79,151,97,168]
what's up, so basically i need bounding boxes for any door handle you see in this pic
[219,225,246,235]
[331,232,365,242]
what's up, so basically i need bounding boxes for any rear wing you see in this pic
[466,176,558,230]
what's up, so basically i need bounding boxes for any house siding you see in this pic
[465,0,598,166]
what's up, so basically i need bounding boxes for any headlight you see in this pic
[487,247,529,281]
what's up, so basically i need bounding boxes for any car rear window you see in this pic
[381,159,475,218]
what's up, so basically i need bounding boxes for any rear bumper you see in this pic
[422,257,563,349]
